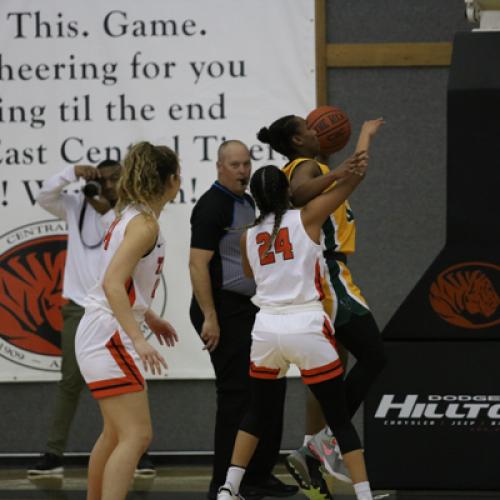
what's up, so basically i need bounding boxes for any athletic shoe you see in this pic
[285,446,312,487]
[307,430,352,484]
[27,453,64,477]
[134,453,156,478]
[285,447,332,499]
[209,484,261,500]
[217,485,245,499]
[241,474,298,497]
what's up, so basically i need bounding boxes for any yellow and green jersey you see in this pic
[282,158,356,255]
[282,158,368,325]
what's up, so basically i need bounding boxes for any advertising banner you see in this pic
[365,341,500,490]
[0,0,317,380]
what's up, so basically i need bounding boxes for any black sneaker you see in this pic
[241,474,299,498]
[27,453,64,477]
[285,449,333,499]
[134,453,156,478]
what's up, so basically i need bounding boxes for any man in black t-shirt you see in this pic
[189,140,296,500]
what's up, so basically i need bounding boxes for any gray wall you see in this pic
[326,0,470,330]
[1,380,306,454]
[329,66,449,329]
[0,0,473,455]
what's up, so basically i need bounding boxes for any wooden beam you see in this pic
[327,42,453,68]
[315,0,327,105]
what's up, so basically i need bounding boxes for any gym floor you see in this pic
[0,465,496,500]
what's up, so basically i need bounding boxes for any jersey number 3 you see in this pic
[256,228,294,265]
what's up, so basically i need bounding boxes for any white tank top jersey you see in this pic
[246,209,325,309]
[84,205,165,320]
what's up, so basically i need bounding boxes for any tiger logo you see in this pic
[429,262,500,329]
[0,220,68,372]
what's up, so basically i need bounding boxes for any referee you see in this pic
[189,140,296,500]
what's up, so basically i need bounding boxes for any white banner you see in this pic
[0,0,316,381]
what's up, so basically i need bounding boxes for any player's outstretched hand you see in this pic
[133,336,168,375]
[149,317,178,347]
[361,117,385,138]
[335,151,369,179]
[350,150,369,176]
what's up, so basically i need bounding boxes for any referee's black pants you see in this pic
[190,290,286,494]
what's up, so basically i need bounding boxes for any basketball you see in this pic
[306,105,351,154]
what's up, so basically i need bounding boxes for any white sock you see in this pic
[303,434,313,446]
[354,481,373,500]
[224,465,246,493]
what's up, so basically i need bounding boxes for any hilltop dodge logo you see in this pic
[375,394,500,428]
[0,220,68,372]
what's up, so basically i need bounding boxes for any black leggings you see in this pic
[240,376,361,455]
[190,294,284,489]
[334,312,386,417]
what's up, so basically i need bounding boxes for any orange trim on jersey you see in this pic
[322,317,338,350]
[302,358,342,376]
[250,362,280,380]
[314,259,325,301]
[125,277,136,306]
[107,331,144,385]
[301,359,344,385]
[88,375,130,390]
[87,331,144,400]
[103,217,120,250]
[88,378,144,399]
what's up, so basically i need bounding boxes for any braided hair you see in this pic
[250,165,290,252]
[257,115,301,158]
[115,142,179,217]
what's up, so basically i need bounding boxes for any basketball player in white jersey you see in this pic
[217,162,375,500]
[75,142,180,500]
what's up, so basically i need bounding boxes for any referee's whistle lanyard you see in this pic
[78,200,105,249]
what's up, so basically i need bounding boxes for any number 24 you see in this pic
[256,227,294,265]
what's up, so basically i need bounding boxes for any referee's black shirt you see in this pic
[190,181,256,297]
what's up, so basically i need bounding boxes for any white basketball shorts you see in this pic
[249,308,344,385]
[75,308,145,399]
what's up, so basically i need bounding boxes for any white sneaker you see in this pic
[307,429,352,484]
[217,485,245,500]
